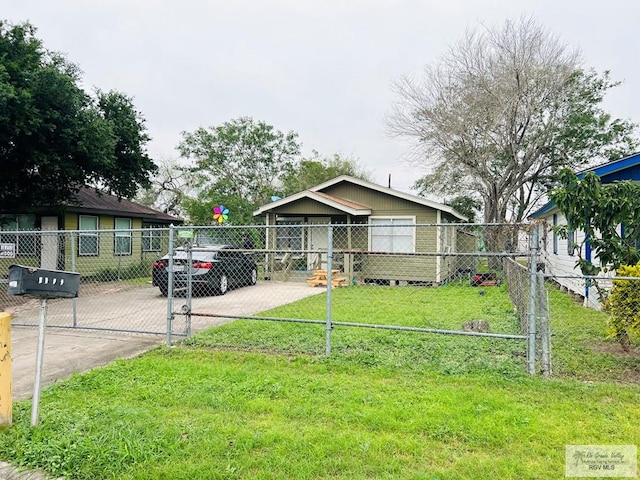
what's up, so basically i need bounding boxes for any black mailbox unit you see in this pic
[7,264,80,298]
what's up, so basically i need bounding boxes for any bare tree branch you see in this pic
[387,16,637,222]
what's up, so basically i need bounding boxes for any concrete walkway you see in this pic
[0,461,62,480]
[11,327,160,400]
[10,281,323,400]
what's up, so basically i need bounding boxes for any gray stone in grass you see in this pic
[462,320,490,333]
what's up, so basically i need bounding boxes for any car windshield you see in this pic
[170,251,218,261]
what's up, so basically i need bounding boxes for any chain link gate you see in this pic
[164,223,543,372]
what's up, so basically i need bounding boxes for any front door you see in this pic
[40,216,59,270]
[307,217,330,270]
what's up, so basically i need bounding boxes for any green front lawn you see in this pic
[1,283,638,479]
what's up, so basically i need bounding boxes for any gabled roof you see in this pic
[579,151,640,181]
[530,152,640,219]
[69,188,182,224]
[253,188,372,216]
[312,191,372,214]
[253,175,467,220]
[528,200,558,219]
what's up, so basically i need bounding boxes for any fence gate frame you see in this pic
[167,224,545,374]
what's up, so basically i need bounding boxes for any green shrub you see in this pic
[606,262,640,351]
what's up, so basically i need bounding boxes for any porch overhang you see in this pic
[253,191,371,217]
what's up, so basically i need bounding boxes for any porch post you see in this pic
[267,214,275,280]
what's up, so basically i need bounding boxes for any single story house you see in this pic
[253,175,471,284]
[530,152,640,307]
[0,187,182,276]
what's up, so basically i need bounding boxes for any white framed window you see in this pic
[142,224,163,252]
[276,217,303,251]
[0,214,36,255]
[79,215,99,256]
[369,217,416,253]
[114,218,132,256]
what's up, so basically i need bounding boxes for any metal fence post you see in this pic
[538,276,552,376]
[31,298,47,427]
[166,224,175,346]
[325,225,333,355]
[185,241,193,337]
[527,224,539,375]
[71,232,78,328]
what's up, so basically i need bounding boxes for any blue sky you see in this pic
[4,0,639,194]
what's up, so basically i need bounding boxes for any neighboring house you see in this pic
[253,175,468,284]
[0,187,183,276]
[529,152,640,307]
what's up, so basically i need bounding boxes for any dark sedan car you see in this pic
[152,245,257,296]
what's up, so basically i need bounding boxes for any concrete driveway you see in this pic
[9,281,324,400]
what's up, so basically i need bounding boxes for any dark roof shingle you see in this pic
[70,188,182,224]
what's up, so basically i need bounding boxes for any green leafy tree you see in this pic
[94,90,156,199]
[444,196,480,223]
[551,169,640,276]
[551,169,640,350]
[182,180,257,226]
[388,17,638,223]
[0,21,156,210]
[178,117,301,224]
[279,151,371,197]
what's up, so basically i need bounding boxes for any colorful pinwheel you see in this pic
[212,205,229,224]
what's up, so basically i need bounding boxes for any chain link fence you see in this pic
[540,274,640,383]
[521,221,640,382]
[1,227,175,335]
[3,222,636,378]
[165,223,536,374]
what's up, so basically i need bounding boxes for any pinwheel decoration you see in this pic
[212,205,229,224]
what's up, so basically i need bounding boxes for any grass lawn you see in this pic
[1,284,639,479]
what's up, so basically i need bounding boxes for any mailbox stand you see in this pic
[31,298,48,426]
[7,265,80,427]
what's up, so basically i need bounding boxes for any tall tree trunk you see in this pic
[483,190,506,269]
